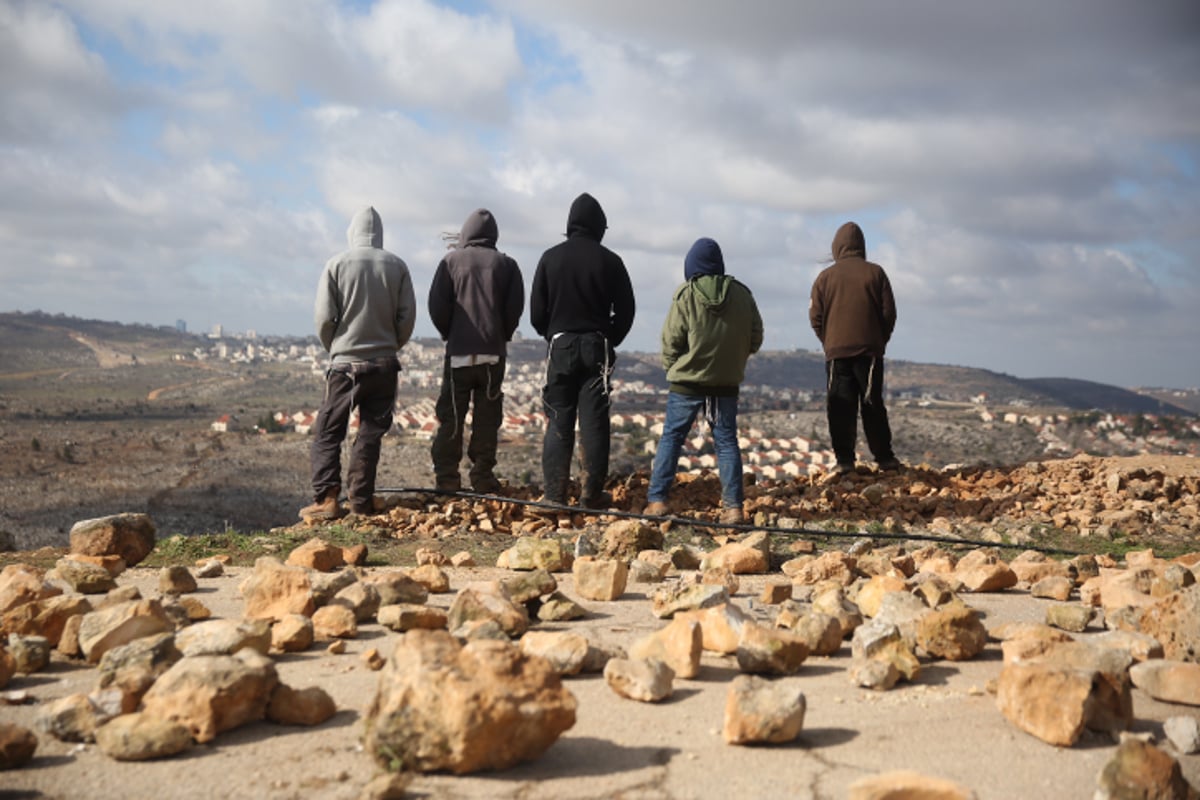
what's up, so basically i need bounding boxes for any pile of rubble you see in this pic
[351,453,1200,547]
[1,505,1198,798]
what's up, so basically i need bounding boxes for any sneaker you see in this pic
[719,507,744,525]
[877,459,903,473]
[580,491,613,510]
[643,501,669,517]
[299,491,343,522]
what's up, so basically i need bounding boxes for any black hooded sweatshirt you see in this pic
[809,221,896,360]
[529,193,635,346]
[427,208,524,357]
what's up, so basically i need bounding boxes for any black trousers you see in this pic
[825,355,895,467]
[430,356,505,488]
[541,332,613,503]
[310,357,399,508]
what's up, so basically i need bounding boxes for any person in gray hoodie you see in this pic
[302,206,417,520]
[427,208,524,493]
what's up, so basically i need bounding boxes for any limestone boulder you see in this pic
[629,619,702,678]
[140,650,279,743]
[1138,584,1200,663]
[446,583,529,638]
[285,537,344,572]
[266,684,337,726]
[572,556,628,601]
[916,605,988,661]
[78,599,173,664]
[497,537,570,572]
[600,520,663,561]
[0,722,38,770]
[1129,660,1200,706]
[363,629,577,774]
[518,631,590,676]
[239,557,315,622]
[69,513,157,567]
[95,713,191,761]
[723,675,806,745]
[604,657,674,703]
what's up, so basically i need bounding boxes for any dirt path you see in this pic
[3,565,1196,800]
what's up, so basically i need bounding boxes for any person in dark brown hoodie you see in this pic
[809,221,899,473]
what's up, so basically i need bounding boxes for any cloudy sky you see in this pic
[2,1,1198,388]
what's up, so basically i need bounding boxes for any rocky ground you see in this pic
[1,467,1198,799]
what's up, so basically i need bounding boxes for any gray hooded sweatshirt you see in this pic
[314,206,417,363]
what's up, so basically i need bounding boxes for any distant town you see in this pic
[191,327,1200,469]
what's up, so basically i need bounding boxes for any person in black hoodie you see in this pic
[530,193,635,508]
[427,208,524,493]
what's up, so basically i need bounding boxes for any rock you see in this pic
[1128,660,1200,706]
[784,551,858,586]
[362,647,386,671]
[56,615,82,658]
[497,537,570,572]
[651,583,729,619]
[446,583,529,638]
[916,605,988,661]
[331,581,381,623]
[414,547,450,567]
[37,692,116,742]
[873,591,931,650]
[600,520,663,561]
[669,544,704,571]
[759,581,792,605]
[852,618,920,682]
[629,559,665,584]
[409,564,451,594]
[1030,575,1074,601]
[0,722,38,769]
[270,614,314,652]
[954,551,1018,593]
[0,647,14,689]
[604,657,674,702]
[2,593,91,647]
[811,585,865,638]
[310,568,359,607]
[1045,602,1094,633]
[53,557,117,594]
[1164,716,1200,755]
[1095,739,1195,800]
[69,513,157,567]
[503,569,558,604]
[363,629,577,774]
[365,571,429,606]
[170,596,211,623]
[378,604,448,632]
[239,557,315,622]
[518,631,590,676]
[266,683,337,726]
[849,658,900,691]
[174,619,271,657]
[572,556,628,601]
[140,650,279,743]
[312,604,358,639]
[285,537,344,572]
[96,632,182,708]
[537,592,587,622]
[450,551,476,567]
[359,773,414,800]
[677,602,750,654]
[1010,551,1074,585]
[78,598,173,664]
[629,619,702,678]
[342,543,369,567]
[723,675,806,744]
[912,574,960,608]
[194,559,224,578]
[6,634,50,674]
[157,566,197,595]
[782,611,843,656]
[99,584,142,607]
[1093,630,1165,662]
[95,713,191,761]
[700,566,740,596]
[0,565,61,615]
[1138,584,1200,663]
[847,770,976,800]
[855,576,909,618]
[736,622,809,675]
[701,531,770,575]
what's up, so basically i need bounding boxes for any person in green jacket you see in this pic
[643,238,763,524]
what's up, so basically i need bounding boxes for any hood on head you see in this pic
[684,237,725,280]
[348,206,383,248]
[832,221,866,261]
[566,193,607,241]
[459,208,498,248]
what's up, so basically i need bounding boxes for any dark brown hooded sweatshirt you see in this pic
[808,221,896,360]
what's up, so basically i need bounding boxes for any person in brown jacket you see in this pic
[809,221,900,474]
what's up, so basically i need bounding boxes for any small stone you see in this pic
[414,547,449,567]
[378,604,448,632]
[604,658,674,703]
[194,559,224,578]
[285,537,344,572]
[1045,603,1094,633]
[362,648,386,671]
[270,614,314,653]
[409,564,451,594]
[158,566,197,595]
[1163,716,1200,755]
[848,770,975,800]
[266,683,337,726]
[359,773,414,800]
[326,640,347,655]
[723,675,806,744]
[365,571,429,606]
[519,631,590,676]
[736,623,809,675]
[1030,575,1074,601]
[95,712,191,761]
[849,658,900,691]
[651,583,729,619]
[502,569,557,604]
[537,592,587,622]
[1095,739,1193,800]
[450,551,476,567]
[53,557,117,594]
[312,605,358,640]
[572,557,628,601]
[629,619,702,679]
[917,605,988,661]
[1129,660,1200,706]
[0,722,39,769]
[6,634,51,674]
[69,513,157,567]
[175,619,271,658]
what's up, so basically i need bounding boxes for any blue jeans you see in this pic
[647,392,744,508]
